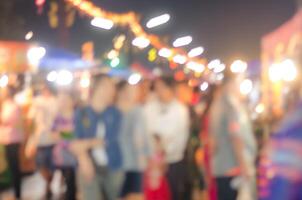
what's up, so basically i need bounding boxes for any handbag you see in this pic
[53,141,77,167]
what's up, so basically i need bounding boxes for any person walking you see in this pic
[117,81,150,200]
[151,77,190,200]
[0,86,24,199]
[73,75,123,200]
[28,84,59,199]
[209,73,257,200]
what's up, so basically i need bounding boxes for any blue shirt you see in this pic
[74,106,123,171]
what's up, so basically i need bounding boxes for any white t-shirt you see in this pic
[146,99,190,164]
[28,95,58,147]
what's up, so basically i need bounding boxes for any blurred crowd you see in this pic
[0,72,294,200]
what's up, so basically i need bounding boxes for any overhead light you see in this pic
[200,82,209,91]
[231,60,247,73]
[173,36,192,47]
[132,37,150,49]
[173,54,187,64]
[91,17,114,30]
[158,48,172,58]
[281,59,297,82]
[0,75,9,88]
[25,31,33,40]
[188,47,204,58]
[208,59,221,70]
[240,79,253,95]
[27,46,46,66]
[47,71,58,82]
[56,70,73,86]
[128,73,142,85]
[186,61,205,73]
[146,13,170,29]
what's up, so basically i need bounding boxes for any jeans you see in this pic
[79,166,124,200]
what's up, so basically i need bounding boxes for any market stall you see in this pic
[261,8,302,118]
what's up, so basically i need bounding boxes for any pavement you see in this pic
[0,171,63,200]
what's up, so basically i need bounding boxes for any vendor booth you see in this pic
[261,9,302,118]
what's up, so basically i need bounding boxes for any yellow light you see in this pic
[158,48,172,58]
[107,50,118,59]
[186,61,205,73]
[240,79,253,95]
[148,48,157,62]
[255,103,265,114]
[132,37,150,49]
[269,63,283,82]
[146,14,170,29]
[231,60,247,73]
[188,46,204,58]
[91,17,114,30]
[282,59,297,82]
[173,55,187,64]
[173,36,192,47]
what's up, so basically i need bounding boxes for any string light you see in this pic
[91,17,114,30]
[173,55,187,64]
[132,37,150,49]
[146,14,170,29]
[158,48,172,58]
[173,36,192,47]
[188,47,204,58]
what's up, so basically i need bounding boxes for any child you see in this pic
[144,135,170,200]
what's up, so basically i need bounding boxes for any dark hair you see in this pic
[156,76,176,89]
[90,74,110,95]
[116,80,129,92]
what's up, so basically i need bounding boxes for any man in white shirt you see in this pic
[152,77,190,200]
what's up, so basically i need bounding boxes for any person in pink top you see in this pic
[0,86,24,199]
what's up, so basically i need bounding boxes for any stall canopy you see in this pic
[262,9,302,63]
[39,46,94,71]
[0,41,31,73]
[261,8,302,116]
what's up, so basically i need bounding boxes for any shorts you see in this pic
[120,171,143,197]
[36,145,55,171]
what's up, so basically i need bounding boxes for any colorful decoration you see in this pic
[65,0,208,76]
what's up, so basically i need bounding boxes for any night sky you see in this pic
[16,0,298,63]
